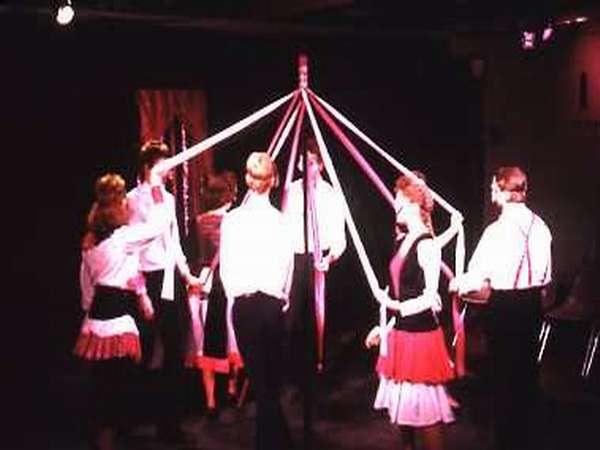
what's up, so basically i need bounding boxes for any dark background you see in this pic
[4,11,486,363]
[2,1,598,445]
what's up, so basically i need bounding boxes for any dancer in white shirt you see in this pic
[220,152,294,450]
[127,140,200,442]
[74,173,168,450]
[451,166,552,450]
[283,135,346,398]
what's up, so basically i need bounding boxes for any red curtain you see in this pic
[136,89,212,238]
[137,89,208,145]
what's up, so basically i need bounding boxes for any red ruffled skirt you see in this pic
[74,331,141,362]
[376,328,455,384]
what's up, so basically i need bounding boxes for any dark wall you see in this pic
[3,16,485,379]
[483,23,600,294]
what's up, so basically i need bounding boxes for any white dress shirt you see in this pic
[127,182,190,300]
[461,203,552,291]
[220,193,294,303]
[284,177,346,258]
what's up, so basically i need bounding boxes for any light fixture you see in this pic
[542,24,554,42]
[56,0,75,26]
[521,31,536,50]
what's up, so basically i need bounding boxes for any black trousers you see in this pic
[136,270,186,429]
[487,288,542,450]
[286,253,318,388]
[233,292,291,450]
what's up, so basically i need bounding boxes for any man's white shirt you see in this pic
[127,182,189,300]
[461,203,552,292]
[284,177,346,258]
[220,193,294,303]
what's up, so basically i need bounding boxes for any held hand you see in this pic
[461,279,492,304]
[186,274,202,289]
[187,283,203,297]
[364,326,381,349]
[314,255,331,272]
[137,293,155,322]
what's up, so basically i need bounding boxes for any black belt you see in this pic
[235,292,286,308]
[490,286,543,301]
[89,285,137,320]
[395,310,439,332]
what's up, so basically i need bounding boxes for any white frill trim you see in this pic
[373,376,455,427]
[80,315,139,338]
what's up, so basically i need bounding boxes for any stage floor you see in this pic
[45,323,599,450]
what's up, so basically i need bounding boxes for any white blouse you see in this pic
[80,209,168,312]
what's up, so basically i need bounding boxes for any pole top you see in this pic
[298,54,309,89]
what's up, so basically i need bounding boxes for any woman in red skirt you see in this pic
[186,171,243,417]
[74,173,167,450]
[366,173,456,450]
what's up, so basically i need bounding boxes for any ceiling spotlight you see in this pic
[56,1,75,26]
[574,17,588,23]
[521,31,536,50]
[542,25,554,42]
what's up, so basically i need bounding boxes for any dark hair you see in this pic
[137,140,170,181]
[203,171,238,211]
[304,135,322,164]
[494,166,527,203]
[82,173,129,249]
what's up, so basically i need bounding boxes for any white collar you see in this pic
[500,202,529,219]
[244,192,272,209]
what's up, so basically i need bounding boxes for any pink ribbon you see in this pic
[267,90,300,156]
[309,89,465,376]
[280,103,306,211]
[308,91,395,208]
[306,168,326,370]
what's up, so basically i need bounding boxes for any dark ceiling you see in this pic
[4,0,599,36]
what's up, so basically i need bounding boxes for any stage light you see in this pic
[542,24,554,42]
[521,31,536,50]
[56,1,75,26]
[575,17,588,23]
